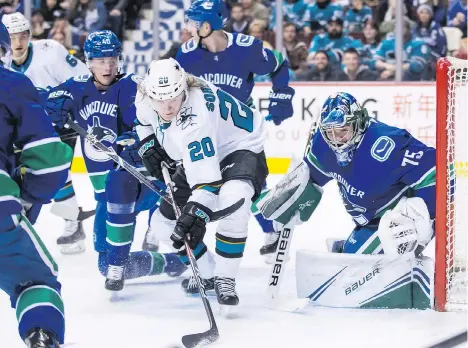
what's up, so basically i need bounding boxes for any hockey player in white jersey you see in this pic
[135,58,268,307]
[2,12,92,254]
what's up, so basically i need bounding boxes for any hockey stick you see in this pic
[65,120,244,222]
[161,163,220,348]
[265,119,319,312]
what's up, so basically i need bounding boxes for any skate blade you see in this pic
[218,304,235,318]
[268,298,309,312]
[108,290,123,302]
[60,240,86,255]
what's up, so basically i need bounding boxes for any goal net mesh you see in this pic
[442,57,468,311]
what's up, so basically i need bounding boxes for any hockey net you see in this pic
[435,57,468,312]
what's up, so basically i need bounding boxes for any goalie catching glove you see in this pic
[377,196,433,257]
[254,158,323,228]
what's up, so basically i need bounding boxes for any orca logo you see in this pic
[84,116,117,162]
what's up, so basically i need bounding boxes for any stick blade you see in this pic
[182,327,220,348]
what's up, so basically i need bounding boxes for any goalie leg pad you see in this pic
[296,250,434,309]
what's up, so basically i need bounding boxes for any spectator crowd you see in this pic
[0,0,466,82]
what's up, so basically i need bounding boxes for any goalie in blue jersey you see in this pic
[142,0,296,264]
[256,92,437,308]
[0,22,72,347]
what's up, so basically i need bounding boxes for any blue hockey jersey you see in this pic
[304,119,436,226]
[176,32,290,105]
[269,0,308,29]
[46,74,140,199]
[0,67,72,218]
[413,21,447,61]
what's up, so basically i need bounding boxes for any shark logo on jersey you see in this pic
[176,107,197,129]
[84,116,117,162]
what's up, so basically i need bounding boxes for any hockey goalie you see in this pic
[256,92,436,309]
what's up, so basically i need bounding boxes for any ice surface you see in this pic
[0,175,466,348]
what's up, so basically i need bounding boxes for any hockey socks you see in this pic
[16,285,65,344]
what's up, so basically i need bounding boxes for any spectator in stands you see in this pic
[341,47,378,81]
[248,20,273,49]
[269,0,308,30]
[413,4,447,66]
[68,0,108,47]
[344,0,373,33]
[447,0,467,36]
[48,10,73,50]
[303,0,343,34]
[297,50,347,81]
[373,19,431,81]
[103,0,128,40]
[241,0,270,28]
[124,0,145,30]
[40,0,64,24]
[0,0,19,16]
[360,19,381,69]
[225,3,252,34]
[51,29,67,46]
[282,22,308,73]
[160,28,191,59]
[307,17,362,66]
[379,0,414,36]
[31,9,50,40]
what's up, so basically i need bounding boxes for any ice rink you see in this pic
[0,174,466,348]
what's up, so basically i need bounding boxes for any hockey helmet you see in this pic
[185,0,227,31]
[319,92,370,166]
[2,12,30,34]
[0,22,11,66]
[144,58,188,101]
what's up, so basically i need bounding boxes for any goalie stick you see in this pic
[266,119,318,312]
[65,120,243,222]
[161,163,220,348]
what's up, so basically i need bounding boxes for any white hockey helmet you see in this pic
[144,58,188,101]
[2,13,30,34]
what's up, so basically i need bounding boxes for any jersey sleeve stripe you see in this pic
[410,166,436,190]
[21,137,61,152]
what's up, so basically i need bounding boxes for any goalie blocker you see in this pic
[255,158,434,310]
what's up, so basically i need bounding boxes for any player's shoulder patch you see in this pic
[235,33,254,47]
[73,74,91,83]
[130,74,143,84]
[370,136,395,162]
[181,39,198,53]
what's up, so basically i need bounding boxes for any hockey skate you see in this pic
[24,328,60,348]
[181,276,215,295]
[141,227,159,252]
[260,231,281,264]
[105,265,124,301]
[56,219,86,254]
[56,207,92,254]
[215,277,239,317]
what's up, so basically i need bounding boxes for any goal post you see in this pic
[435,57,468,312]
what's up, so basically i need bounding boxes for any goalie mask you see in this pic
[319,92,370,166]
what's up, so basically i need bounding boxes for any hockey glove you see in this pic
[377,197,434,257]
[171,202,212,250]
[140,135,176,181]
[45,90,74,129]
[117,131,143,167]
[12,167,43,224]
[267,86,295,125]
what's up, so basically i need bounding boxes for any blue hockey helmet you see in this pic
[83,30,123,70]
[319,92,370,166]
[0,22,11,67]
[185,0,227,31]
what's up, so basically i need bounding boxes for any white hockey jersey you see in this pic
[136,79,265,191]
[11,39,89,88]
